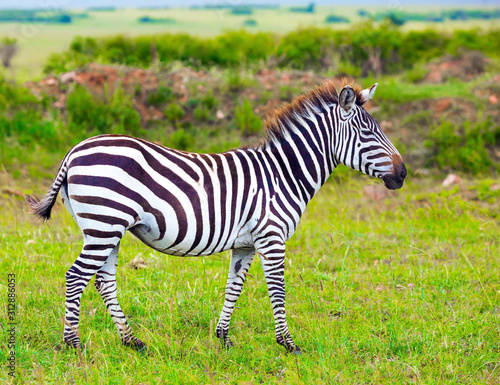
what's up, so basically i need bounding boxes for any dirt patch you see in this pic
[423,51,490,83]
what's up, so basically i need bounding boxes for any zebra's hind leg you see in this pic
[63,231,124,349]
[256,240,301,354]
[94,244,146,352]
[216,247,255,348]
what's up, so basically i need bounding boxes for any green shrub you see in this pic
[424,118,499,174]
[169,128,194,151]
[66,85,142,136]
[336,61,362,77]
[230,7,253,15]
[0,76,64,167]
[201,89,218,110]
[147,86,173,106]
[403,64,429,83]
[325,15,349,23]
[223,70,255,92]
[193,105,210,121]
[44,27,500,75]
[234,99,262,137]
[276,27,335,69]
[164,103,185,123]
[289,3,315,13]
[138,16,175,24]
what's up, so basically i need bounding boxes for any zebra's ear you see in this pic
[360,83,378,103]
[339,85,356,112]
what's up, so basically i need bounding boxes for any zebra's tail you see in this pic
[26,157,69,221]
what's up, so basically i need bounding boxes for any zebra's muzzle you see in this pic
[382,161,407,190]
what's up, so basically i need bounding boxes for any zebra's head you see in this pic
[334,84,407,190]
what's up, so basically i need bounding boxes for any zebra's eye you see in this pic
[361,129,373,136]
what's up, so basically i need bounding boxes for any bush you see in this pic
[164,103,185,123]
[193,105,210,121]
[290,3,315,13]
[325,15,349,24]
[230,7,253,15]
[44,26,500,75]
[169,128,194,151]
[66,85,142,136]
[147,86,173,106]
[0,37,18,68]
[243,19,257,26]
[234,99,262,137]
[424,118,499,174]
[138,16,175,24]
[201,89,218,109]
[276,27,336,69]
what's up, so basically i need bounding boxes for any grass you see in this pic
[0,169,499,383]
[1,6,499,80]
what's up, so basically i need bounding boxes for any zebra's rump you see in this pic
[64,135,266,256]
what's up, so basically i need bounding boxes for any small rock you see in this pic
[490,184,500,192]
[216,110,225,120]
[128,256,147,270]
[434,98,452,114]
[489,95,498,104]
[442,173,462,187]
[26,239,35,245]
[61,71,77,83]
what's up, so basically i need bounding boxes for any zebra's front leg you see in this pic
[94,244,146,351]
[216,247,255,348]
[256,240,300,354]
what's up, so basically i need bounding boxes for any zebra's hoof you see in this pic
[293,347,302,355]
[216,328,233,349]
[123,338,147,352]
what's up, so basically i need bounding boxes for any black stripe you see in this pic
[77,213,129,228]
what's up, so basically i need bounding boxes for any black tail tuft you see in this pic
[26,194,56,221]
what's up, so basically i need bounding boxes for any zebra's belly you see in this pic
[128,219,255,257]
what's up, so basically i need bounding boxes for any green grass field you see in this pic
[1,170,499,383]
[1,6,499,80]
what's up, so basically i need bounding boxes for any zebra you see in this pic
[27,81,406,354]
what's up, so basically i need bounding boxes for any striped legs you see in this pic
[216,247,255,347]
[256,240,300,353]
[94,245,145,351]
[63,232,123,349]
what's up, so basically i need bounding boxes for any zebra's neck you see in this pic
[257,108,338,211]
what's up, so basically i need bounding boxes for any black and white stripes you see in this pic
[28,81,406,353]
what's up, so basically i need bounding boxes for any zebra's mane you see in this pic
[261,79,366,146]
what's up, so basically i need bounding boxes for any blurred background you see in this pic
[0,0,498,185]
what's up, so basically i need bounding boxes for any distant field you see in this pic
[0,6,499,80]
